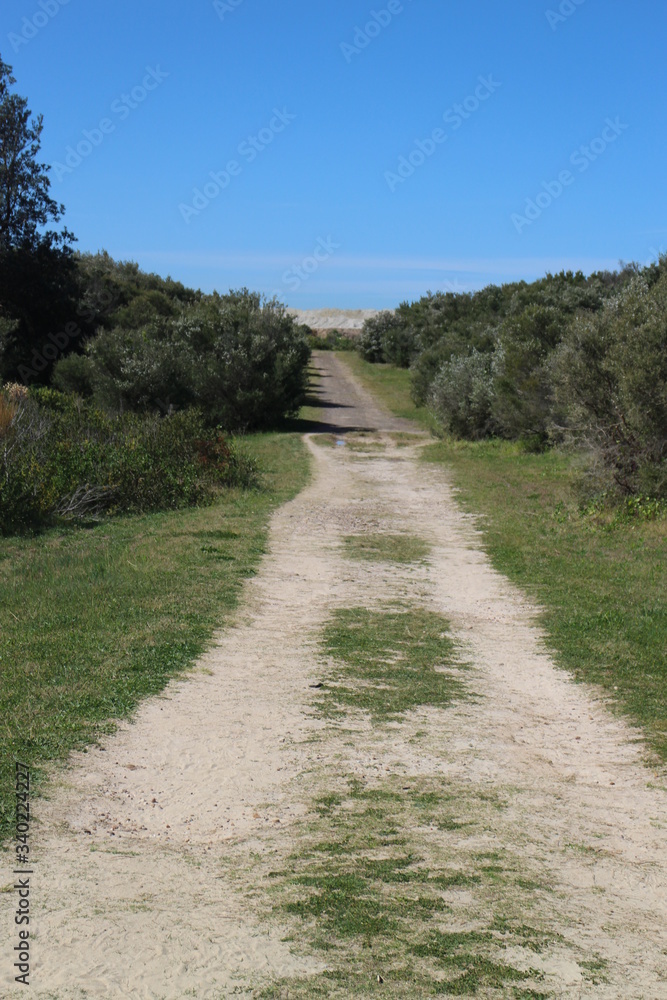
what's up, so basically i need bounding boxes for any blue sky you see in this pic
[3,0,666,307]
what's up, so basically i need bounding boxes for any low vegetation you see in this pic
[342,533,431,564]
[0,385,258,534]
[306,329,358,352]
[260,606,561,997]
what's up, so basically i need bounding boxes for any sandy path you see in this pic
[3,353,666,998]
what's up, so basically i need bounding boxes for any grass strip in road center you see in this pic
[317,607,469,724]
[343,533,431,565]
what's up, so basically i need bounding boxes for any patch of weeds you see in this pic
[285,872,396,939]
[414,933,531,995]
[435,817,469,832]
[515,877,547,892]
[491,917,563,954]
[313,794,342,817]
[343,533,431,564]
[319,607,469,723]
[268,776,558,998]
[389,432,427,447]
[580,956,609,985]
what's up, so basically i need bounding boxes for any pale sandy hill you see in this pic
[287,308,379,331]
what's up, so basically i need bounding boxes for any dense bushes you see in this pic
[429,349,497,440]
[553,272,667,497]
[53,289,310,431]
[358,310,419,367]
[359,260,667,497]
[0,386,258,534]
[0,249,201,386]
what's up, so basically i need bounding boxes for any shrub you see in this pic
[553,269,667,497]
[358,311,418,367]
[0,388,258,534]
[51,352,95,397]
[358,315,387,363]
[62,290,311,431]
[492,304,567,446]
[429,349,498,439]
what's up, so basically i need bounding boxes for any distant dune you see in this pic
[287,308,379,332]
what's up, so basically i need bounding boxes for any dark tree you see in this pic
[0,56,78,384]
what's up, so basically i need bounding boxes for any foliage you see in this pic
[73,250,199,334]
[55,289,311,431]
[0,57,70,253]
[493,304,567,447]
[357,261,667,497]
[307,329,358,351]
[0,386,258,534]
[358,310,419,367]
[429,348,498,440]
[553,269,667,497]
[0,57,81,385]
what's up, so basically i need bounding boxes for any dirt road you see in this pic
[3,354,666,998]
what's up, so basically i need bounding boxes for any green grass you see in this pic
[0,432,310,845]
[332,358,667,763]
[343,533,431,564]
[263,777,553,998]
[319,607,469,723]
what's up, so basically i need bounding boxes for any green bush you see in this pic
[0,388,258,534]
[358,311,418,367]
[429,349,498,439]
[554,269,667,497]
[492,304,567,446]
[56,289,311,431]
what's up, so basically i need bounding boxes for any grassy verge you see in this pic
[0,432,310,844]
[336,360,667,764]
